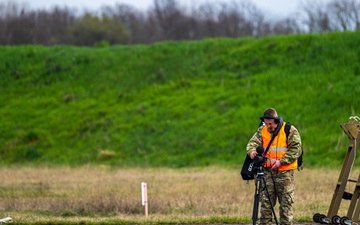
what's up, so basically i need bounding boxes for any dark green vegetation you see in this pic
[1,32,360,168]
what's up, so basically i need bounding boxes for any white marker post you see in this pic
[141,182,148,217]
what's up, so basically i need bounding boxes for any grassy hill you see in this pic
[1,32,360,168]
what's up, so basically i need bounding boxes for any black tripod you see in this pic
[252,164,279,225]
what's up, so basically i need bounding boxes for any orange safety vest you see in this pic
[261,122,298,171]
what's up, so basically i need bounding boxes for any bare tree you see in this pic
[328,0,360,31]
[0,0,28,18]
[234,0,268,37]
[192,0,264,38]
[149,0,191,41]
[270,17,302,35]
[299,0,332,32]
[33,7,76,45]
[196,2,220,38]
[217,2,253,37]
[0,1,29,44]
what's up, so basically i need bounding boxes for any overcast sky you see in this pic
[5,0,332,16]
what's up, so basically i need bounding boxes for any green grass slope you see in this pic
[1,32,360,168]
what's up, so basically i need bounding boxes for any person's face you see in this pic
[263,118,278,133]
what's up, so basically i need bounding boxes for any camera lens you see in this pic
[253,156,264,163]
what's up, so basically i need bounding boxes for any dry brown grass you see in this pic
[0,166,355,224]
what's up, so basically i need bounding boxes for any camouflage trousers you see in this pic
[259,169,295,225]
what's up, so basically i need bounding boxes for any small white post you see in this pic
[141,182,148,217]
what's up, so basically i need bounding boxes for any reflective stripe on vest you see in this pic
[261,122,298,171]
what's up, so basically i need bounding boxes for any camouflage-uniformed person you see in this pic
[246,108,302,225]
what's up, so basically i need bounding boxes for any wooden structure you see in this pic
[314,116,360,225]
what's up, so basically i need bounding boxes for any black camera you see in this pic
[253,146,267,164]
[253,155,267,163]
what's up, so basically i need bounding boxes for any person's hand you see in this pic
[271,159,281,170]
[250,151,257,159]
